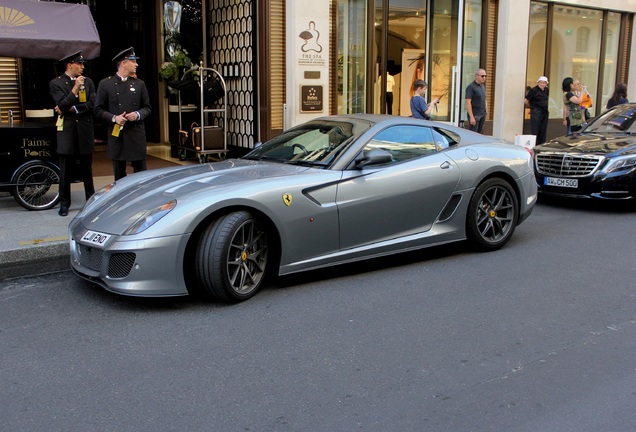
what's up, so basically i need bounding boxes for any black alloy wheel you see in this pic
[195,211,269,302]
[466,178,518,251]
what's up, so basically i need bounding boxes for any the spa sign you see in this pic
[298,20,325,67]
[22,137,52,157]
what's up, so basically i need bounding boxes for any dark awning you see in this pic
[0,0,100,60]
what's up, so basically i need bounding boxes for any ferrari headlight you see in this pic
[82,182,115,211]
[123,200,177,235]
[603,156,636,173]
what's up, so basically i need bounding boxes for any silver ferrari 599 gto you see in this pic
[69,115,537,302]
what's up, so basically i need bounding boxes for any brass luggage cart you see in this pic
[174,65,228,163]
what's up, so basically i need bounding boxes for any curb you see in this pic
[0,241,70,281]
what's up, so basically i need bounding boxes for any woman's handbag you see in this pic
[570,107,583,121]
[564,94,585,126]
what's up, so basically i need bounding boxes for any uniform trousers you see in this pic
[59,154,95,209]
[112,159,147,180]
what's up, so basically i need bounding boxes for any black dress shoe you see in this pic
[59,207,69,217]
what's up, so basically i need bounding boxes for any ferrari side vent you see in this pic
[438,195,462,222]
[107,253,136,279]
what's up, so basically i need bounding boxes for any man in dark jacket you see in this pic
[524,76,550,145]
[49,51,96,216]
[94,47,152,180]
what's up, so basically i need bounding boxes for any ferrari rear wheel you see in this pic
[466,178,518,251]
[195,211,269,302]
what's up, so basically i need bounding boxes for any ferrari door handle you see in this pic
[440,161,451,169]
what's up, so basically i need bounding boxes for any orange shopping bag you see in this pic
[581,91,593,109]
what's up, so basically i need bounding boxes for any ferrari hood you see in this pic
[79,159,312,234]
[535,133,636,157]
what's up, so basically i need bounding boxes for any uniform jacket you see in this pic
[94,75,152,161]
[49,74,96,155]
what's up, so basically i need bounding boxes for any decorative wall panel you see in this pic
[208,0,255,149]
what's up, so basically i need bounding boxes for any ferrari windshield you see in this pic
[243,119,372,167]
[585,104,636,134]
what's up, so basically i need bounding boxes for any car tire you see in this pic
[195,211,269,302]
[11,161,61,211]
[466,178,518,251]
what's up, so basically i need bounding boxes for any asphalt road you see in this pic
[1,198,635,431]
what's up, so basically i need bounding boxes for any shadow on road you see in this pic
[274,241,471,289]
[537,194,636,213]
[68,240,474,309]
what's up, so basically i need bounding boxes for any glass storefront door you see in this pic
[429,0,460,123]
[368,0,479,126]
[337,0,368,115]
[337,0,483,124]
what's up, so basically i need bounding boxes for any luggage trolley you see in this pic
[174,65,228,163]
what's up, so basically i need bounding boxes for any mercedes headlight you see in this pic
[603,155,636,173]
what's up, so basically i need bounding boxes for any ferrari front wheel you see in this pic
[466,178,518,251]
[195,211,269,302]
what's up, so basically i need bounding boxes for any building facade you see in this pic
[2,0,635,150]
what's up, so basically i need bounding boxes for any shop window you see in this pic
[576,27,590,53]
[461,1,483,123]
[336,0,367,114]
[550,5,603,120]
[526,2,548,115]
[601,12,622,110]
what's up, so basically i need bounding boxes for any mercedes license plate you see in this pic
[82,230,111,246]
[544,177,578,188]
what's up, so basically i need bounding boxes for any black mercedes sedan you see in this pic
[534,103,636,199]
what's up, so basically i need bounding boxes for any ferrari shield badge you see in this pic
[282,193,293,207]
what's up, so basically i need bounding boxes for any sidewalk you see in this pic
[0,175,114,281]
[0,143,200,281]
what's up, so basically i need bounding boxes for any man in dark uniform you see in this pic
[49,51,96,216]
[524,76,550,145]
[94,47,152,180]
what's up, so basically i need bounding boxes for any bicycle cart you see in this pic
[0,124,61,211]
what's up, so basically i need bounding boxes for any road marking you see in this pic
[19,236,68,246]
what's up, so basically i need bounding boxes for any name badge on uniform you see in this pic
[130,86,136,92]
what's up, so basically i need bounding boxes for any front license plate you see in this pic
[544,177,578,188]
[82,230,111,246]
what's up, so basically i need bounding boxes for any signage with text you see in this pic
[300,85,323,113]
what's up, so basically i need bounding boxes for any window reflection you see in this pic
[550,5,602,119]
[337,0,367,114]
[601,12,621,110]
